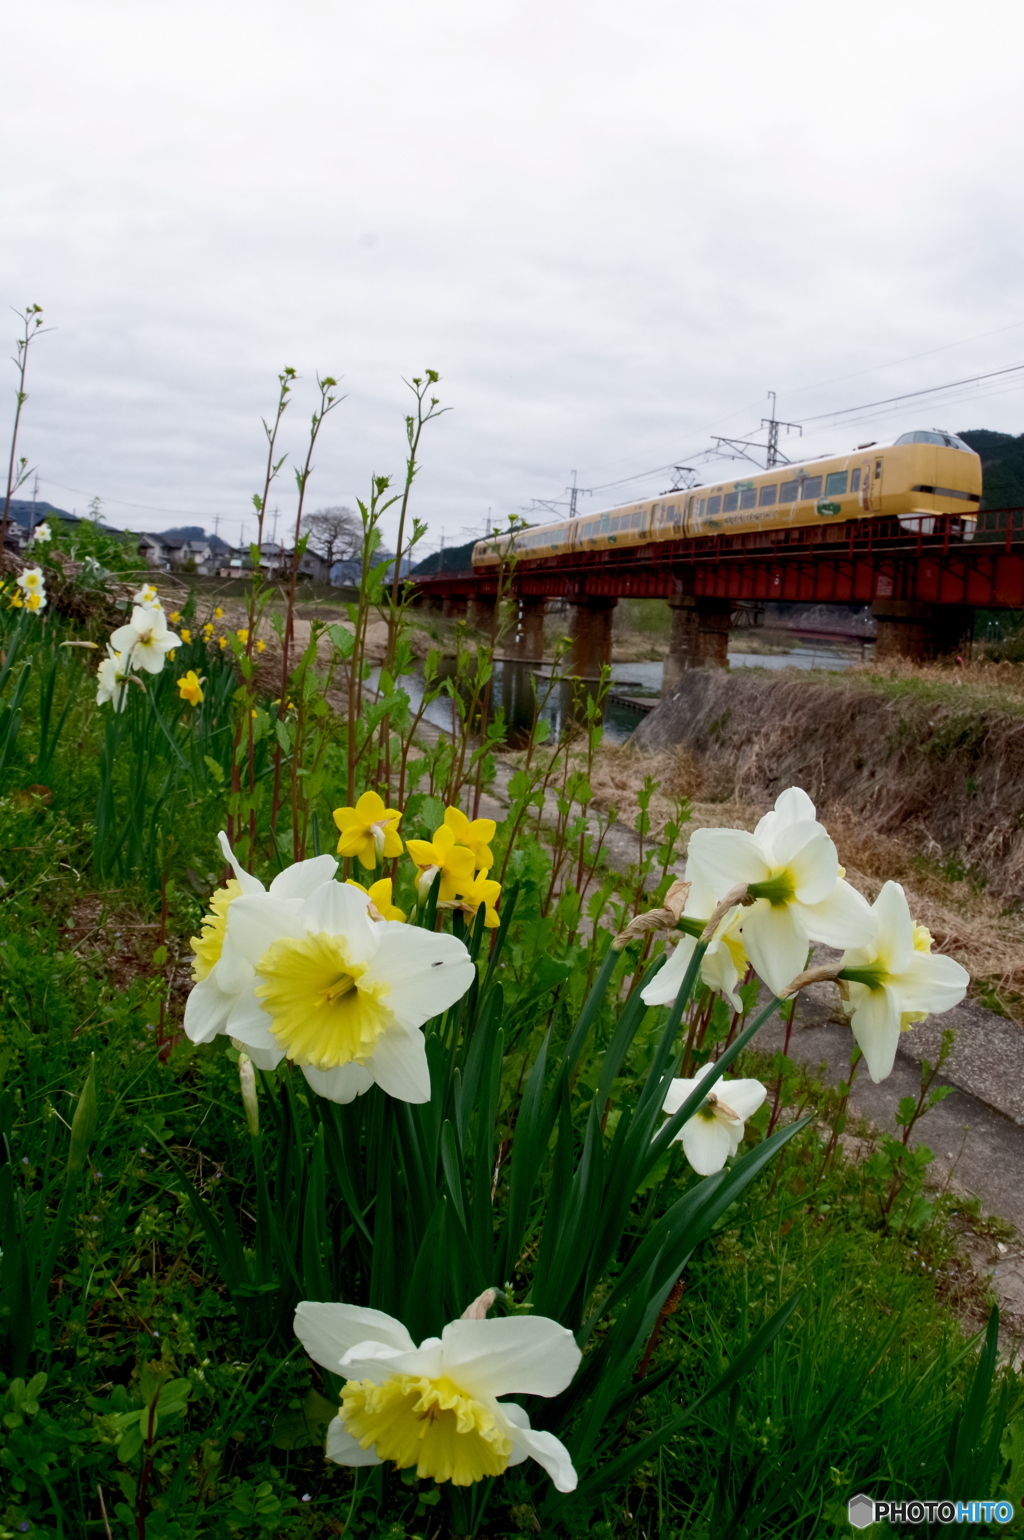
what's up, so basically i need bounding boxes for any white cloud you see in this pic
[2,0,1023,547]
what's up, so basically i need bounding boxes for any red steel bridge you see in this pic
[410,510,1024,678]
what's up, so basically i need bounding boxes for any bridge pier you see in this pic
[871,600,974,661]
[468,594,497,632]
[568,596,617,678]
[504,596,547,662]
[442,594,468,619]
[662,596,731,693]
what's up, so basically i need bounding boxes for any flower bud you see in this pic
[238,1053,259,1138]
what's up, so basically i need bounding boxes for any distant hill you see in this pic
[412,537,478,576]
[160,525,232,551]
[2,497,73,528]
[957,430,1024,509]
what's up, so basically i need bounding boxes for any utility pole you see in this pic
[763,391,802,468]
[712,392,802,470]
[29,471,39,540]
[568,470,579,518]
[439,532,445,574]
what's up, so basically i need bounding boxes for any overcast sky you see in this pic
[3,0,1024,552]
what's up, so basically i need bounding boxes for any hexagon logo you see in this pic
[848,1493,875,1529]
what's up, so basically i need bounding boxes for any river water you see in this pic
[372,640,864,746]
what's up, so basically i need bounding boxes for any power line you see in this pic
[800,361,1024,425]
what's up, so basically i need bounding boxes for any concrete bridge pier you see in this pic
[468,595,497,632]
[504,596,547,662]
[568,596,617,678]
[662,596,732,694]
[872,600,974,661]
[442,594,468,619]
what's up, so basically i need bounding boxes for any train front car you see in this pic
[682,429,981,541]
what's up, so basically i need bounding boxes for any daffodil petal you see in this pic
[869,880,915,972]
[268,854,340,900]
[686,827,770,895]
[225,894,309,967]
[225,991,279,1052]
[895,949,969,1014]
[439,1317,581,1401]
[798,879,874,950]
[364,1027,431,1104]
[738,900,808,998]
[848,982,902,1082]
[641,936,696,1007]
[368,927,476,1029]
[183,976,232,1044]
[681,1115,734,1174]
[500,1405,578,1493]
[294,1303,417,1370]
[295,882,379,968]
[771,821,839,904]
[716,1077,767,1120]
[300,1061,375,1104]
[326,1415,383,1467]
[216,832,266,896]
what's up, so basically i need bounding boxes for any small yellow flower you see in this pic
[180,627,193,644]
[169,610,182,623]
[405,825,477,903]
[251,708,258,719]
[451,870,502,928]
[333,790,404,869]
[202,622,214,640]
[214,606,224,619]
[256,638,266,653]
[346,877,407,923]
[236,627,249,643]
[8,591,24,608]
[177,670,205,705]
[218,635,227,649]
[168,649,176,661]
[26,592,46,612]
[443,806,497,871]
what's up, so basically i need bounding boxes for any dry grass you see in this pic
[588,741,1024,1019]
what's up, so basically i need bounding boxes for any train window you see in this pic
[698,499,706,518]
[825,471,848,496]
[875,459,883,479]
[707,496,721,516]
[759,484,777,506]
[740,489,757,509]
[895,431,946,446]
[802,476,823,500]
[723,492,739,512]
[610,517,621,532]
[632,511,643,527]
[779,479,799,502]
[851,468,861,492]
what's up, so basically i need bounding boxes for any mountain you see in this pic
[957,430,1024,510]
[412,537,478,575]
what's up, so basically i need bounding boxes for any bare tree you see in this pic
[303,505,360,572]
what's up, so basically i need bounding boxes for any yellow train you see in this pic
[472,429,982,567]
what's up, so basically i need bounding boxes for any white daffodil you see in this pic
[109,604,180,674]
[838,880,968,1082]
[221,880,475,1104]
[183,833,339,1068]
[31,521,51,543]
[662,1060,767,1175]
[294,1302,581,1491]
[133,582,162,609]
[686,787,873,998]
[642,872,747,1012]
[17,566,45,594]
[95,646,131,712]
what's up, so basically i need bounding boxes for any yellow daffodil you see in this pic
[333,791,404,869]
[443,806,497,871]
[180,627,193,644]
[218,635,227,648]
[177,670,204,706]
[7,591,23,609]
[405,824,477,903]
[346,877,406,923]
[214,606,224,619]
[169,610,182,623]
[449,870,501,928]
[256,638,266,653]
[25,591,46,612]
[236,627,249,643]
[202,622,214,640]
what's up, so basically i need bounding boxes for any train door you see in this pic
[859,457,883,513]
